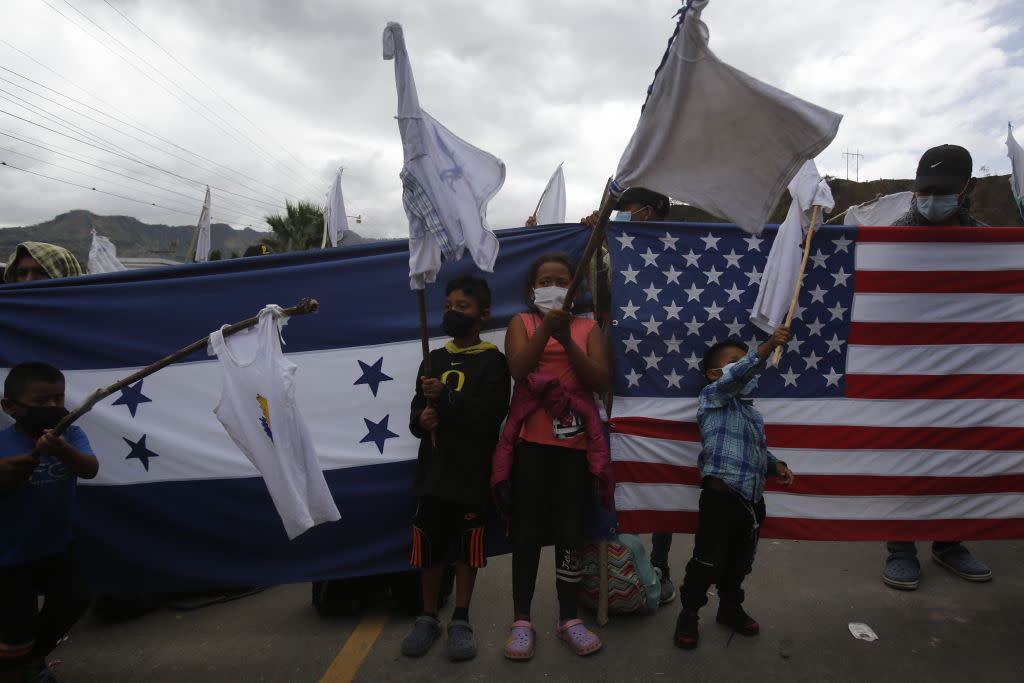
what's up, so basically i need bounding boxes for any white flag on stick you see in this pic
[534,163,567,225]
[87,229,126,274]
[613,0,842,235]
[1007,123,1024,220]
[750,160,833,333]
[383,22,506,289]
[324,168,350,247]
[842,191,913,227]
[194,186,212,263]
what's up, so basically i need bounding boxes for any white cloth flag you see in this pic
[324,168,350,247]
[208,305,341,539]
[614,0,842,235]
[534,163,567,225]
[194,185,212,263]
[843,191,913,227]
[383,22,506,289]
[1007,123,1024,218]
[87,229,126,274]
[750,160,833,332]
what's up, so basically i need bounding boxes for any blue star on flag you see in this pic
[354,357,393,397]
[112,380,152,418]
[360,415,399,454]
[123,434,159,471]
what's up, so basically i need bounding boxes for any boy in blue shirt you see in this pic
[0,363,98,682]
[674,329,794,650]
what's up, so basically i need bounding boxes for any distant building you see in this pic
[119,257,183,270]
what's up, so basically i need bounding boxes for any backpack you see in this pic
[579,533,661,615]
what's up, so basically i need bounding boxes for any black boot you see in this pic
[673,611,699,649]
[716,602,759,635]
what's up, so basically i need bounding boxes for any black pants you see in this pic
[0,546,91,670]
[680,488,766,611]
[510,441,592,620]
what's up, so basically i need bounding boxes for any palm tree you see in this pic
[261,200,325,252]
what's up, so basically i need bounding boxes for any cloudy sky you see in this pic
[0,0,1021,238]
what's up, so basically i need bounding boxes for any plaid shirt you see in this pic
[400,169,457,260]
[696,350,778,502]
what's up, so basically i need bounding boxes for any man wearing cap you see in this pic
[891,144,986,227]
[882,144,992,591]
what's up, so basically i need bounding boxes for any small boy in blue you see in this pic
[674,328,794,650]
[0,363,98,682]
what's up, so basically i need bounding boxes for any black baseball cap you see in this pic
[617,187,670,218]
[915,144,972,194]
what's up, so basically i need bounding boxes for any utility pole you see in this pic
[841,149,864,181]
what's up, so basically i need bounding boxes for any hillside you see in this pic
[667,174,1022,226]
[0,210,379,264]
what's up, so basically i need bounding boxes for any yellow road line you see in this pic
[320,610,389,683]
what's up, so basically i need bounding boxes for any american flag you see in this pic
[608,222,1024,540]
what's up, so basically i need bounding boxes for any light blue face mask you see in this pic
[917,194,959,223]
[613,210,634,222]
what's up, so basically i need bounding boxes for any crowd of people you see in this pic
[0,143,997,679]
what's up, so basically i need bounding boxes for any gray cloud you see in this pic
[1,0,1022,238]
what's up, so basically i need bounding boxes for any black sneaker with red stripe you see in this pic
[716,603,759,635]
[673,611,699,649]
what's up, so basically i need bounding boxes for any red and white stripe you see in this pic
[611,226,1024,540]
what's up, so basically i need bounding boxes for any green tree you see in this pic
[209,249,222,261]
[261,200,325,252]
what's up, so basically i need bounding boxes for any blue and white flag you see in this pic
[613,0,842,234]
[384,22,506,289]
[0,224,589,593]
[87,229,126,274]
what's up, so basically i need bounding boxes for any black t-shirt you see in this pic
[409,343,510,505]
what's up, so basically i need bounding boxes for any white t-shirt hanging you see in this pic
[208,305,340,539]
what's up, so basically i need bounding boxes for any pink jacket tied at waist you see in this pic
[491,372,614,509]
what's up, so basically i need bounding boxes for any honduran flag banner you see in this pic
[0,224,588,593]
[608,222,1024,541]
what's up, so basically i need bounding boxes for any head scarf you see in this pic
[4,242,84,283]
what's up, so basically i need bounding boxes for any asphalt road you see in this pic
[50,537,1024,682]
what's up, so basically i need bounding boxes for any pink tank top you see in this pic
[516,312,598,449]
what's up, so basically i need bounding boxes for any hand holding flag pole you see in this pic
[27,299,320,458]
[770,206,820,367]
[562,178,616,311]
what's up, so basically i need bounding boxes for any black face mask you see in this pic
[441,310,477,338]
[13,404,69,436]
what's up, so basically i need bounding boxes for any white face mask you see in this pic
[533,286,567,314]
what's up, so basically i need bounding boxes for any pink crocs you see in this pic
[557,618,602,656]
[503,620,535,660]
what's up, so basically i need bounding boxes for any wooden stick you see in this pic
[596,538,610,626]
[770,206,820,367]
[30,299,320,455]
[415,288,438,450]
[562,178,616,311]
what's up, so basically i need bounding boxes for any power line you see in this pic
[0,106,286,210]
[102,0,325,194]
[50,0,320,198]
[0,127,268,223]
[2,158,202,218]
[0,39,305,203]
[0,67,301,206]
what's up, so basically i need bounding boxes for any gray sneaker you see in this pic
[932,544,992,582]
[446,619,477,661]
[401,615,441,657]
[656,567,676,605]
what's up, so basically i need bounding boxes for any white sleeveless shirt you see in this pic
[209,305,340,539]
